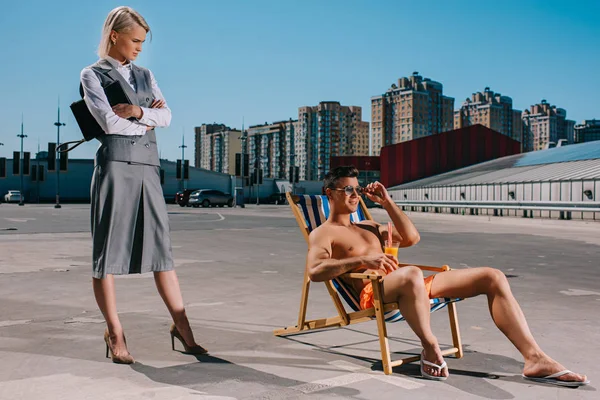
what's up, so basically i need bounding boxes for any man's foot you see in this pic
[421,343,449,379]
[523,355,588,386]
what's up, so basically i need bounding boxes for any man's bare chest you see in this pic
[330,225,382,259]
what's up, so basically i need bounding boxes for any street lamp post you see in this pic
[17,118,27,206]
[238,130,247,208]
[36,140,41,204]
[0,142,4,179]
[256,156,268,205]
[54,101,66,209]
[179,133,187,192]
[254,154,259,206]
[0,143,4,207]
[288,118,296,195]
[0,143,4,204]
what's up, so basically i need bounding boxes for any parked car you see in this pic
[4,190,23,203]
[175,188,199,207]
[265,193,287,205]
[188,189,234,208]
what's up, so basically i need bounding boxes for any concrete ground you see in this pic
[0,203,598,400]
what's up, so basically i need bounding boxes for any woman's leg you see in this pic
[154,270,198,346]
[93,275,131,357]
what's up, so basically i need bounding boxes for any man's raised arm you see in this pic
[363,182,420,248]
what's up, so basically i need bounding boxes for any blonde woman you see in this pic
[81,6,207,364]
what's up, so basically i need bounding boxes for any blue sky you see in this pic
[1,0,598,163]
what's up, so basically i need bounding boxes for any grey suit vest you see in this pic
[86,59,160,166]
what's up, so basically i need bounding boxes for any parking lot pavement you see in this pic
[0,204,598,399]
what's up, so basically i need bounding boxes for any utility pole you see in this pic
[236,117,247,208]
[241,119,245,188]
[37,138,41,203]
[289,118,296,194]
[256,156,267,205]
[17,116,27,206]
[54,98,66,209]
[255,154,260,206]
[179,131,187,192]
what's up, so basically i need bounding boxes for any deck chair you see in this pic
[273,193,464,375]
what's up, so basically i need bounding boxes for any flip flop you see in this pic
[420,351,448,381]
[522,370,590,388]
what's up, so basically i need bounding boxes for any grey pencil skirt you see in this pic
[91,161,174,279]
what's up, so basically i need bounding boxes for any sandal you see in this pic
[420,350,448,381]
[522,370,589,388]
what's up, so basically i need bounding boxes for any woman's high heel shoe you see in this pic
[104,329,135,364]
[170,323,208,355]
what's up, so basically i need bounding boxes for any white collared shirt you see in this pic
[104,55,137,92]
[80,56,172,136]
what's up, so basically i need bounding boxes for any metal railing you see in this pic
[393,200,600,213]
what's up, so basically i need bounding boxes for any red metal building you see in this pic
[331,124,521,188]
[329,156,380,172]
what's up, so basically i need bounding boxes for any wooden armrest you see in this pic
[398,263,451,272]
[342,272,383,281]
[341,265,450,281]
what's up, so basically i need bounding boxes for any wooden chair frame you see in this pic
[273,192,464,375]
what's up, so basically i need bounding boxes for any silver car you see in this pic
[4,190,23,203]
[188,189,234,208]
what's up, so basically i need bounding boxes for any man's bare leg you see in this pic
[383,266,448,378]
[429,267,587,383]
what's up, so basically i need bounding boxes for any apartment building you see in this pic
[371,72,454,156]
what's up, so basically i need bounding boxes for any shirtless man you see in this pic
[306,166,588,386]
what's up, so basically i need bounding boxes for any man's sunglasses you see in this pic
[330,185,364,196]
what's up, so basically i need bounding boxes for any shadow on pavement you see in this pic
[280,331,595,399]
[130,353,362,398]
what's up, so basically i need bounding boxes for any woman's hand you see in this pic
[150,99,165,109]
[112,104,142,119]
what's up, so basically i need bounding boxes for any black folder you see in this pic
[104,79,132,107]
[69,80,132,144]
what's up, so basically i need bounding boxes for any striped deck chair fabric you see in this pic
[297,194,460,323]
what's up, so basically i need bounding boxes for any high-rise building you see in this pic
[575,119,600,143]
[195,123,241,174]
[247,119,299,181]
[522,100,575,151]
[297,102,369,181]
[194,124,230,168]
[454,87,523,143]
[371,72,454,156]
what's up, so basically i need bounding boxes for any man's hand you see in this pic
[355,253,398,275]
[363,181,393,207]
[112,104,142,119]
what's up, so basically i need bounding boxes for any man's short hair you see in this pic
[323,166,359,189]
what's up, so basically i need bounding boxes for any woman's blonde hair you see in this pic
[98,6,151,58]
